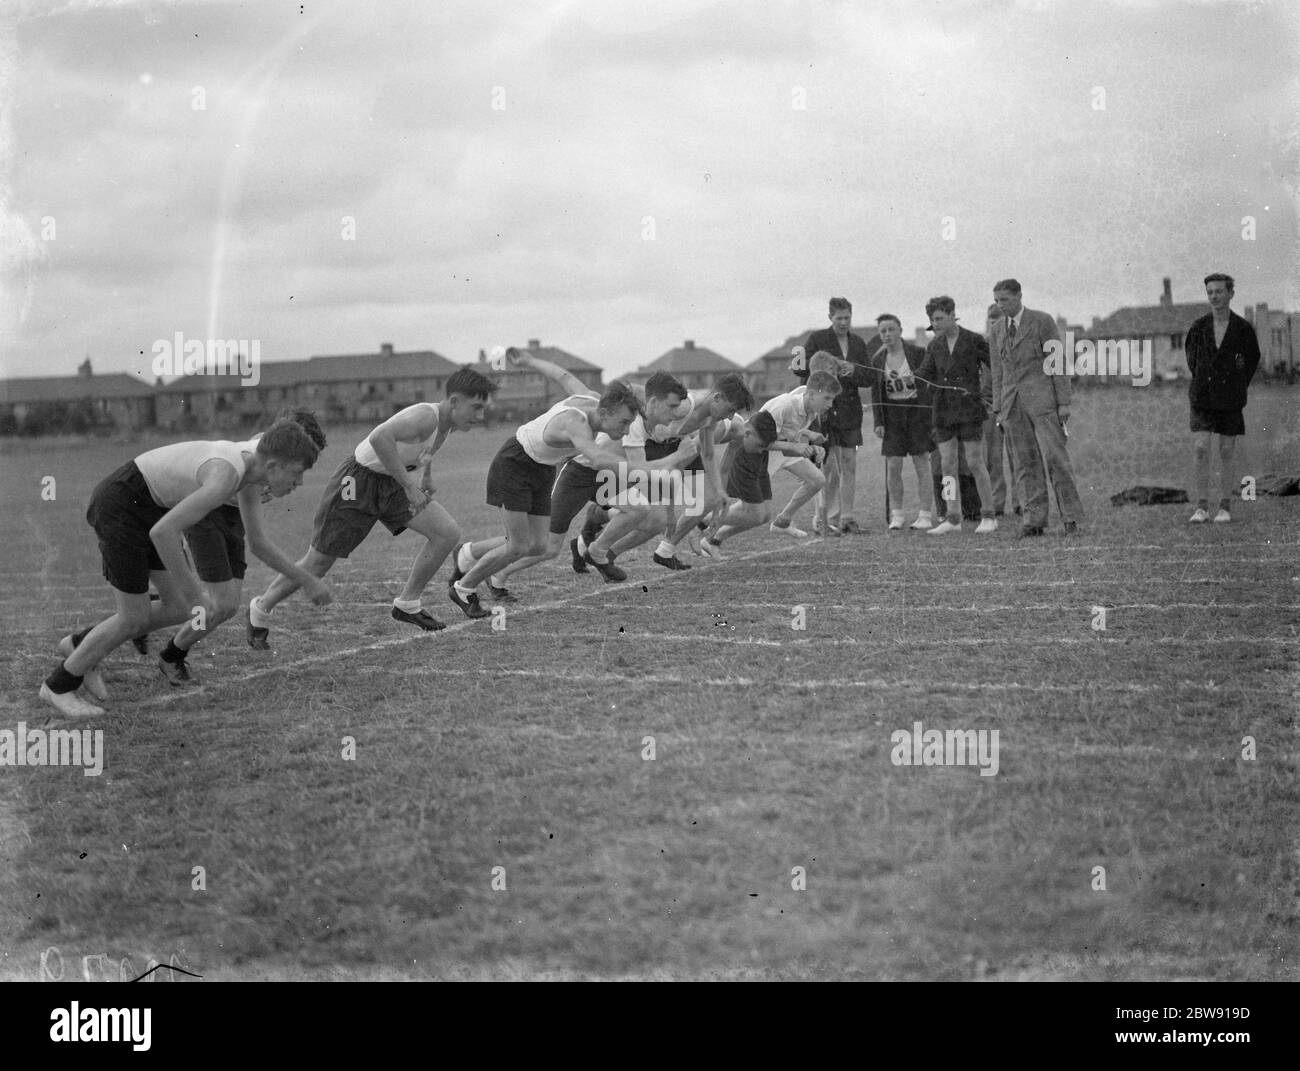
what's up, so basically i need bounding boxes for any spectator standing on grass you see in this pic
[868,314,936,530]
[796,297,877,536]
[989,278,1084,538]
[917,296,997,535]
[982,304,1025,518]
[1185,272,1260,524]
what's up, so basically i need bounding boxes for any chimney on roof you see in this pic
[1161,278,1172,307]
[684,339,695,350]
[77,357,92,378]
[528,339,540,349]
[380,342,394,357]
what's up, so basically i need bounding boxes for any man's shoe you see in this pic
[569,538,589,573]
[1188,508,1209,524]
[448,584,490,619]
[653,553,691,571]
[839,520,863,535]
[246,608,271,650]
[130,634,151,656]
[1212,509,1231,523]
[770,519,809,538]
[157,656,199,687]
[487,582,519,603]
[928,519,962,535]
[1063,521,1080,535]
[1016,525,1046,539]
[38,683,104,719]
[910,512,933,531]
[58,634,108,701]
[584,547,627,583]
[392,606,447,631]
[975,517,998,534]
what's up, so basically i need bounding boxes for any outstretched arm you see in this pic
[507,347,592,397]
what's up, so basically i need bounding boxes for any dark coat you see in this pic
[916,327,990,426]
[796,328,876,436]
[1185,312,1260,411]
[867,342,929,429]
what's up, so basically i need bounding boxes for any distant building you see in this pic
[477,339,603,423]
[746,330,818,402]
[155,360,307,432]
[1243,304,1297,380]
[1083,278,1210,382]
[627,339,742,391]
[297,343,462,424]
[0,359,155,432]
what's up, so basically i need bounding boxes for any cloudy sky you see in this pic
[1,0,1297,381]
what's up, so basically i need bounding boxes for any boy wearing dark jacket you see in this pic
[1185,273,1261,523]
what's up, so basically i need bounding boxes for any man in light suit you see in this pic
[989,279,1084,537]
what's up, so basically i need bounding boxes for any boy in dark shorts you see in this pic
[41,420,322,718]
[1185,273,1260,523]
[702,411,821,548]
[868,313,935,530]
[449,375,640,618]
[917,296,997,535]
[246,366,498,648]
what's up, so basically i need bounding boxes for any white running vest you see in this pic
[515,397,595,465]
[134,439,248,507]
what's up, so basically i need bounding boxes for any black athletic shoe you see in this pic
[652,552,691,571]
[448,585,490,619]
[449,542,467,586]
[569,538,589,574]
[583,547,627,583]
[131,634,151,655]
[1016,525,1046,540]
[487,583,518,603]
[392,606,447,631]
[157,657,198,687]
[1063,521,1080,536]
[246,608,270,650]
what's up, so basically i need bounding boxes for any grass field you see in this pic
[1,384,1297,981]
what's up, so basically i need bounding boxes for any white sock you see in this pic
[453,581,476,597]
[456,543,477,572]
[576,534,587,556]
[890,510,904,524]
[248,596,273,627]
[393,596,421,613]
[490,573,506,588]
[655,540,677,558]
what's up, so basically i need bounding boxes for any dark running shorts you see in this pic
[186,503,247,583]
[311,456,415,559]
[726,444,772,505]
[933,416,986,444]
[644,437,705,471]
[549,460,602,535]
[880,403,936,458]
[823,420,864,449]
[85,460,169,595]
[1190,406,1245,437]
[485,436,556,516]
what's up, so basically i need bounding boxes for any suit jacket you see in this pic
[867,342,929,429]
[990,307,1070,417]
[916,326,989,426]
[1185,311,1260,411]
[795,328,876,436]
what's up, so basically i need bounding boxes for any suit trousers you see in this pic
[1002,399,1084,529]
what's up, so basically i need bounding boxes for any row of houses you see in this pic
[2,281,1296,434]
